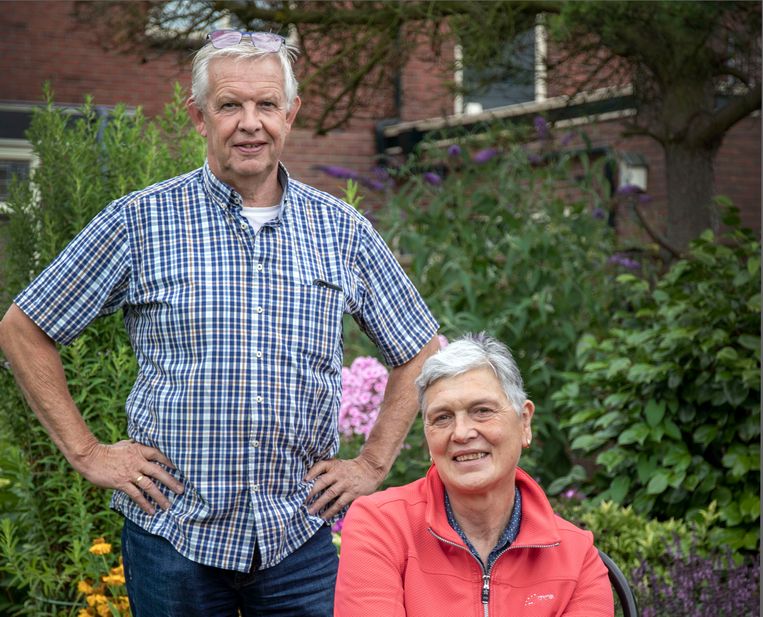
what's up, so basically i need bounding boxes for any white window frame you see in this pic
[0,139,38,214]
[454,17,547,115]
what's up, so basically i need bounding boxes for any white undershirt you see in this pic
[240,204,281,233]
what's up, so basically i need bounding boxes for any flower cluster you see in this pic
[77,537,131,617]
[634,537,759,617]
[339,356,389,439]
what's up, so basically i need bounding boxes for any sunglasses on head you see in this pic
[206,30,285,52]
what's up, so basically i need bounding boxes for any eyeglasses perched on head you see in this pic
[206,30,285,52]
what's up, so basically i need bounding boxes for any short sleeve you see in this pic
[14,202,131,346]
[352,224,438,367]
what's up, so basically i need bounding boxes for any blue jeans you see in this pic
[121,518,338,617]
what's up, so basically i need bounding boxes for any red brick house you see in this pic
[0,1,759,235]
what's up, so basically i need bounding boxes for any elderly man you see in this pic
[0,30,438,616]
[335,333,613,616]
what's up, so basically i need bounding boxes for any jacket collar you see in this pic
[424,464,561,549]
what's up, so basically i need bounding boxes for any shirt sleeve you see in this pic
[352,223,438,367]
[334,497,408,617]
[14,201,131,346]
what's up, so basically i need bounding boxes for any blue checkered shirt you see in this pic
[15,162,438,572]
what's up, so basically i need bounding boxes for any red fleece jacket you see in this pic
[335,466,613,617]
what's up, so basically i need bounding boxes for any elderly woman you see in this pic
[334,333,614,616]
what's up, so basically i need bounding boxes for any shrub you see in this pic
[377,125,623,482]
[553,222,760,550]
[0,86,204,615]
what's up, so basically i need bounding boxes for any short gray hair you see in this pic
[190,36,300,111]
[416,333,527,416]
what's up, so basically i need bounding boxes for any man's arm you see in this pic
[305,335,440,519]
[0,303,184,514]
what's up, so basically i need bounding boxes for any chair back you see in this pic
[598,550,638,617]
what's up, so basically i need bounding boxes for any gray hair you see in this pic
[416,333,527,416]
[190,36,300,111]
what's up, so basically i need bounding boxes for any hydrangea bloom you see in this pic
[339,356,389,439]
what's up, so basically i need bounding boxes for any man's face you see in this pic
[188,55,300,196]
[423,367,534,497]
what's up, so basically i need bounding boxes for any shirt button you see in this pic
[240,222,248,231]
[253,484,260,492]
[256,306,264,314]
[256,264,264,272]
[255,396,263,403]
[256,351,263,359]
[252,440,260,448]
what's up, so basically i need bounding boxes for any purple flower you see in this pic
[315,165,360,180]
[447,144,462,157]
[437,334,449,349]
[608,253,640,270]
[534,115,550,140]
[592,207,607,220]
[359,177,387,191]
[331,518,344,533]
[560,131,575,147]
[423,171,443,186]
[616,183,642,195]
[472,147,499,164]
[638,193,652,203]
[527,153,543,166]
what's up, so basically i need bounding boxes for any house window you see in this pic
[0,139,36,212]
[455,22,547,114]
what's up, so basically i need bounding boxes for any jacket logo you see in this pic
[524,592,556,607]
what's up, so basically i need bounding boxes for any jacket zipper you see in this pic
[429,528,560,617]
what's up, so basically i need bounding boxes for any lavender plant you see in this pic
[634,537,760,617]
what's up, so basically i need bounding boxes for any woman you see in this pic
[334,333,613,616]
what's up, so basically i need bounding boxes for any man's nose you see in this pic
[238,104,262,132]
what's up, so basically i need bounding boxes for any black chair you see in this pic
[599,550,638,617]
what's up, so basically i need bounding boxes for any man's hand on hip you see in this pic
[77,439,185,515]
[304,456,385,520]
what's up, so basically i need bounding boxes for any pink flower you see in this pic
[339,356,389,439]
[438,335,449,349]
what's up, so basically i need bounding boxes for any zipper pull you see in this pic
[481,573,490,604]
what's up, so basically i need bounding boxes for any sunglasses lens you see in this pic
[250,33,284,52]
[209,30,243,49]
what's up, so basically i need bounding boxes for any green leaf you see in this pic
[663,419,682,440]
[694,425,719,445]
[644,399,665,427]
[609,476,630,503]
[618,423,650,445]
[716,347,738,362]
[646,472,669,495]
[738,334,760,352]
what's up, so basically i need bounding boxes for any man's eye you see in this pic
[431,414,451,426]
[220,102,238,110]
[474,407,495,417]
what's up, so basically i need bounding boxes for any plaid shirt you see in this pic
[15,162,438,572]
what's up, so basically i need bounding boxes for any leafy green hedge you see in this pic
[377,132,623,483]
[0,86,204,615]
[553,221,760,550]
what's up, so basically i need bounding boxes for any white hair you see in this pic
[190,36,300,111]
[416,333,527,416]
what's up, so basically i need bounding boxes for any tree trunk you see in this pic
[663,141,720,254]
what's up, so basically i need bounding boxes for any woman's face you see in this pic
[423,367,534,497]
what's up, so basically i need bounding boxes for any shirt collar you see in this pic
[201,161,291,213]
[444,486,522,570]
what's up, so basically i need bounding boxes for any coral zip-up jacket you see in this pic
[335,466,613,617]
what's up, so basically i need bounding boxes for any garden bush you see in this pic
[376,125,625,484]
[553,219,760,551]
[0,86,204,615]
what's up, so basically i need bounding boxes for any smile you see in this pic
[453,452,488,462]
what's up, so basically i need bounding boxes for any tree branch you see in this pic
[692,83,762,146]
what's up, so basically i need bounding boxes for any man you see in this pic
[0,30,438,617]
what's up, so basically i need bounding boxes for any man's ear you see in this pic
[284,96,301,132]
[186,97,207,138]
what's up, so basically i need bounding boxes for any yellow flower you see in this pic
[77,580,94,594]
[96,604,112,617]
[101,574,125,586]
[89,540,112,556]
[86,594,108,607]
[116,596,131,611]
[77,609,94,617]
